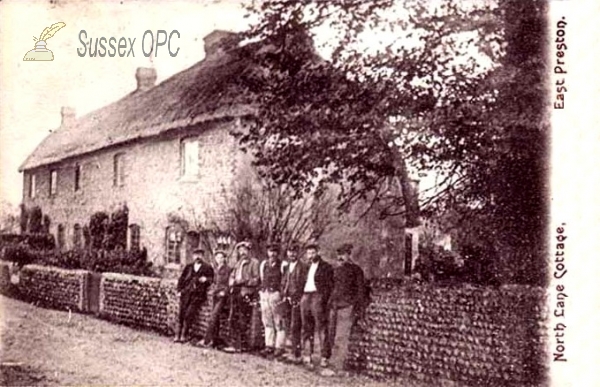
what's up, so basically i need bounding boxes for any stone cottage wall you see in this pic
[20,119,243,267]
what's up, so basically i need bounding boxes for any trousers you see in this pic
[284,297,303,358]
[228,292,255,351]
[259,290,286,349]
[327,305,354,369]
[204,294,228,346]
[300,292,331,359]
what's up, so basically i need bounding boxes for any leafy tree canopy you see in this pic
[239,0,548,284]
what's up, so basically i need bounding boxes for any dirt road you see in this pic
[0,296,408,386]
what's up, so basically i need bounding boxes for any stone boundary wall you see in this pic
[99,273,180,334]
[18,264,90,312]
[98,273,237,340]
[347,283,549,386]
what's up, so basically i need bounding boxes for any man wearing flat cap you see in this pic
[224,240,260,353]
[175,248,214,343]
[300,240,334,368]
[326,243,366,370]
[202,250,232,349]
[258,243,288,359]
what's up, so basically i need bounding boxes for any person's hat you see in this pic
[305,240,319,250]
[193,247,205,255]
[236,241,252,249]
[336,243,353,255]
[266,243,280,252]
[287,241,300,251]
[214,249,227,257]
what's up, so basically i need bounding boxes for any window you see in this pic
[181,138,199,177]
[57,224,65,251]
[74,164,81,191]
[113,153,125,186]
[73,224,82,249]
[29,174,36,199]
[49,170,58,196]
[129,224,141,252]
[165,226,183,264]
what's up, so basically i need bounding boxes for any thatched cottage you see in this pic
[19,30,418,275]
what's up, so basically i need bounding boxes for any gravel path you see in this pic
[0,296,411,386]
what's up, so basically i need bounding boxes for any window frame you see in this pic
[129,224,141,252]
[29,174,37,199]
[73,223,82,249]
[165,226,184,265]
[57,224,65,251]
[49,169,58,196]
[180,137,200,179]
[113,153,125,187]
[74,163,81,192]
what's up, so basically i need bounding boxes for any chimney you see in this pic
[135,67,157,92]
[203,30,239,58]
[61,106,76,127]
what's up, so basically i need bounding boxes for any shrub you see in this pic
[0,233,55,251]
[27,206,43,234]
[3,244,37,267]
[89,212,109,250]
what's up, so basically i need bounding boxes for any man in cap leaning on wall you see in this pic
[175,248,214,343]
[201,250,232,349]
[224,241,260,353]
[326,243,367,371]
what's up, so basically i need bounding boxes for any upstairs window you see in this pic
[181,138,199,178]
[29,174,36,199]
[113,153,125,187]
[74,164,81,191]
[49,170,58,196]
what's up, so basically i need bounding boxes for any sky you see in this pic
[0,0,488,210]
[0,0,250,208]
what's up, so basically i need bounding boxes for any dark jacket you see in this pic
[177,260,215,302]
[330,262,366,310]
[213,264,232,296]
[305,256,334,301]
[282,260,308,300]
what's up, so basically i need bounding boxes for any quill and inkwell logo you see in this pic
[23,22,66,61]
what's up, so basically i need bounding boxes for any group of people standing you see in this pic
[173,240,366,370]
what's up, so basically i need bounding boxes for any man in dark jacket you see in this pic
[201,250,231,348]
[326,243,366,370]
[281,242,308,364]
[300,241,334,368]
[175,248,214,343]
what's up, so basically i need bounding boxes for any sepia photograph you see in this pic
[0,0,598,386]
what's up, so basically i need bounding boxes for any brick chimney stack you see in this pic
[61,106,76,127]
[135,67,157,92]
[203,30,239,59]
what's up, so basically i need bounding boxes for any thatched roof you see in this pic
[19,30,259,172]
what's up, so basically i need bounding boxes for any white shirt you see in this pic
[304,260,319,292]
[288,261,297,274]
[193,262,202,272]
